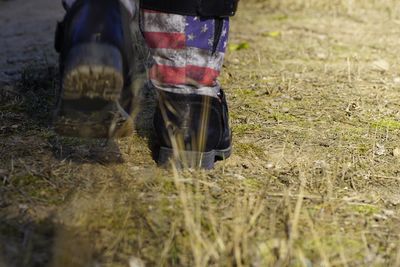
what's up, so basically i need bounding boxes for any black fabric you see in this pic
[154,90,232,153]
[212,18,224,54]
[140,0,238,17]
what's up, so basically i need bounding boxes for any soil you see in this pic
[0,0,63,83]
[2,0,400,266]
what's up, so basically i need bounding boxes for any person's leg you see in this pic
[141,10,232,168]
[55,0,235,168]
[54,0,140,138]
[141,10,229,97]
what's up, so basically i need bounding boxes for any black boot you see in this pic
[154,90,232,169]
[53,0,136,138]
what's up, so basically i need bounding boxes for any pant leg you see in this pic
[60,0,230,98]
[140,9,229,98]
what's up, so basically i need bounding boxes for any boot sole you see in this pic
[157,146,232,170]
[62,65,124,100]
[62,43,124,101]
[54,43,133,138]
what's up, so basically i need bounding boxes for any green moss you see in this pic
[333,126,370,143]
[332,44,352,53]
[12,175,62,204]
[233,123,263,135]
[161,180,177,194]
[270,14,289,21]
[272,113,298,122]
[350,204,380,216]
[243,178,263,189]
[299,231,364,264]
[357,144,370,154]
[235,142,265,158]
[372,119,400,130]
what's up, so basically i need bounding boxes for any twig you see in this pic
[265,192,378,207]
[373,175,400,182]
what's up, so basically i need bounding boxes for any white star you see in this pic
[193,16,199,21]
[208,38,214,46]
[223,41,227,48]
[188,33,195,41]
[221,28,227,37]
[201,24,209,33]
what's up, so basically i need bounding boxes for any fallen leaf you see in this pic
[263,31,281,37]
[129,256,145,267]
[393,147,400,157]
[375,143,386,156]
[228,42,250,52]
[371,59,389,71]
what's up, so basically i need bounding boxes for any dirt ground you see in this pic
[0,0,62,83]
[2,0,400,266]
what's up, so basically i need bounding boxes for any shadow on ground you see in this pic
[0,62,156,266]
[0,216,96,267]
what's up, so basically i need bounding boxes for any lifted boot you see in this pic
[54,0,136,138]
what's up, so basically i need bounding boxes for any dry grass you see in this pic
[2,0,400,266]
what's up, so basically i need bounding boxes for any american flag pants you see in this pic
[141,10,229,97]
[62,0,229,97]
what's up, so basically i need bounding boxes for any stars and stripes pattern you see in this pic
[141,9,229,96]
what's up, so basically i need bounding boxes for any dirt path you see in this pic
[2,0,400,266]
[0,0,63,83]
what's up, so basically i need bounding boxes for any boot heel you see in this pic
[53,98,134,139]
[158,147,216,170]
[62,43,124,101]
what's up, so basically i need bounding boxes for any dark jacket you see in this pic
[140,0,238,17]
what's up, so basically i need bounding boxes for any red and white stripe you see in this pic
[141,9,225,92]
